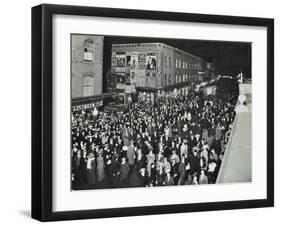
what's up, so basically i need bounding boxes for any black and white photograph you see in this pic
[71,34,252,190]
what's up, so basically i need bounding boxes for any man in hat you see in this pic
[119,157,130,186]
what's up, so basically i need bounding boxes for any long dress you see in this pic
[96,156,106,182]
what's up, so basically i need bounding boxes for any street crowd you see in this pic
[72,82,238,189]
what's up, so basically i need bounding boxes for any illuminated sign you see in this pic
[72,101,103,111]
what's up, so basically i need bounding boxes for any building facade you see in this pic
[71,35,104,111]
[110,43,212,95]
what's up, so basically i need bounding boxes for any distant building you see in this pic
[205,62,215,79]
[71,35,104,112]
[109,43,213,96]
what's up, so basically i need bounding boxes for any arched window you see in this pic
[83,74,94,96]
[83,39,94,61]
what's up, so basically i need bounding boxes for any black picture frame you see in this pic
[31,4,274,222]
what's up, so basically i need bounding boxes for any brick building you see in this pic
[109,43,213,96]
[71,35,104,112]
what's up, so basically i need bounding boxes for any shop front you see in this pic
[72,95,105,127]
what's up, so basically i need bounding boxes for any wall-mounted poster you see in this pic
[116,52,126,72]
[146,52,157,69]
[130,70,136,84]
[125,72,131,84]
[111,52,117,68]
[146,70,156,88]
[126,55,131,67]
[116,73,125,84]
[134,69,146,87]
[131,53,138,69]
[138,53,146,69]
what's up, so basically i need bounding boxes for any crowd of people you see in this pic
[72,80,238,190]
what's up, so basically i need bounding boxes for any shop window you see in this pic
[83,39,94,61]
[83,74,94,96]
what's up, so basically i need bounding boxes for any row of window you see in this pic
[175,59,202,70]
[163,56,202,70]
[175,73,199,83]
[164,73,199,86]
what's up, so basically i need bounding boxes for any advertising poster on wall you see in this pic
[146,52,157,69]
[111,52,117,69]
[130,70,136,84]
[130,53,138,69]
[138,53,146,69]
[126,55,131,67]
[125,52,138,68]
[116,52,126,72]
[135,69,146,87]
[125,72,131,84]
[146,70,156,88]
[116,73,125,90]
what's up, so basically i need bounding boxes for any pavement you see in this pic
[216,109,252,183]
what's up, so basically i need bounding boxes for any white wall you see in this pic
[0,0,279,225]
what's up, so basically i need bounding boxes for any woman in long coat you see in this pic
[96,151,106,182]
[87,152,96,185]
[178,157,186,185]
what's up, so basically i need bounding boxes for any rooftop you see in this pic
[112,42,203,61]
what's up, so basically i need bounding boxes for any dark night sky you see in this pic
[103,35,252,79]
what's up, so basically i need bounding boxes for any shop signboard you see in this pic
[72,101,103,112]
[116,83,126,90]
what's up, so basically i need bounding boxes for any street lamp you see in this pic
[127,95,132,110]
[92,106,99,122]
